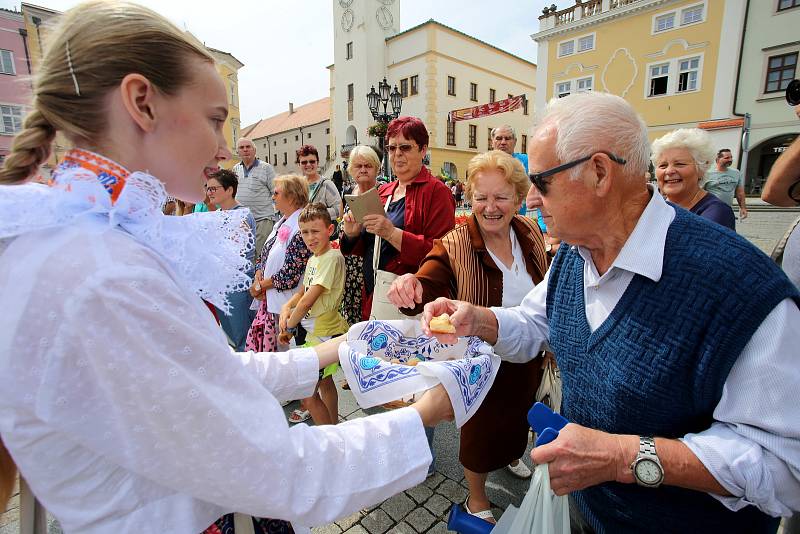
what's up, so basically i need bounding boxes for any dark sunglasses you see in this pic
[387,143,417,154]
[528,151,626,195]
[299,159,317,166]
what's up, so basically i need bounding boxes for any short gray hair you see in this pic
[237,137,255,149]
[348,145,381,170]
[535,92,649,180]
[491,125,516,139]
[651,128,715,179]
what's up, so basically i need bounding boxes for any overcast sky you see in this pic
[2,0,553,126]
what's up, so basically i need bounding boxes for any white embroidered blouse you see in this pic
[0,151,431,533]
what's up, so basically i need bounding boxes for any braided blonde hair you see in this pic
[0,0,213,184]
[0,0,215,510]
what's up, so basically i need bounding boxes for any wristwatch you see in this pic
[630,436,664,488]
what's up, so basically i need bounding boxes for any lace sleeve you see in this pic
[271,233,311,290]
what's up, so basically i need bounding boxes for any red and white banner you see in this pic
[448,95,525,122]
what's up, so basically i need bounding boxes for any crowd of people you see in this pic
[0,1,798,534]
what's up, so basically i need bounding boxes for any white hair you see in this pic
[348,145,381,170]
[491,125,516,139]
[650,128,715,179]
[535,92,650,180]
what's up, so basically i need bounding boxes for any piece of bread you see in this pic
[429,313,456,334]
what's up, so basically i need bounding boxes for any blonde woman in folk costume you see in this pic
[0,2,453,533]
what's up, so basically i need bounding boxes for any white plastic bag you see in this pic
[492,463,569,534]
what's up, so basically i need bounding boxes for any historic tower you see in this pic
[331,0,400,163]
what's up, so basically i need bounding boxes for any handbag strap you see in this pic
[771,214,800,266]
[372,190,394,281]
[310,177,332,203]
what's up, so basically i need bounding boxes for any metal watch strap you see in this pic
[640,436,657,456]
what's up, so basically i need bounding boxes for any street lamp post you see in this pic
[366,77,402,179]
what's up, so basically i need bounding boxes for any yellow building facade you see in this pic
[533,0,746,153]
[208,48,244,169]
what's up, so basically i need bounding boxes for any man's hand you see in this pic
[531,423,636,496]
[739,205,748,220]
[421,298,482,344]
[363,213,395,240]
[388,274,423,309]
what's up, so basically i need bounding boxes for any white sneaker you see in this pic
[506,460,532,479]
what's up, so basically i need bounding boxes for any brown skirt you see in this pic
[459,357,543,473]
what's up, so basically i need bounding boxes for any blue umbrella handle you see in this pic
[528,402,569,447]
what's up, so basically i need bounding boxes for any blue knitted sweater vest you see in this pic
[546,208,799,534]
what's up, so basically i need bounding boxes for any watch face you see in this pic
[634,459,662,485]
[376,6,393,29]
[341,9,354,32]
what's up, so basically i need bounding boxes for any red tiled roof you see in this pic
[243,97,330,141]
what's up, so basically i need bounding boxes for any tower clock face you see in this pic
[341,9,354,32]
[339,0,353,7]
[376,6,393,29]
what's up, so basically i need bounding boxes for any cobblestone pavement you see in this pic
[2,205,797,534]
[298,378,533,534]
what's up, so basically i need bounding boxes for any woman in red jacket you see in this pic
[340,116,455,321]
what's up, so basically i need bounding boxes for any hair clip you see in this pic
[65,41,81,96]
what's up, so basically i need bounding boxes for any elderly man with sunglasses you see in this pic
[423,92,800,534]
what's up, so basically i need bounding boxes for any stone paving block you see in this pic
[406,484,433,504]
[404,508,435,532]
[336,510,364,531]
[423,493,451,519]
[312,523,343,534]
[434,479,467,504]
[386,521,416,534]
[426,521,450,534]
[380,492,416,522]
[343,526,369,534]
[344,409,369,421]
[361,508,393,534]
[422,473,445,490]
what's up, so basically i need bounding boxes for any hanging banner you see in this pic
[448,95,525,122]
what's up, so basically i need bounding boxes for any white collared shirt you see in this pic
[492,187,800,516]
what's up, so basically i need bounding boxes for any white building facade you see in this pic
[735,0,800,194]
[243,98,332,177]
[330,0,536,181]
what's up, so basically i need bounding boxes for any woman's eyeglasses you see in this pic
[205,186,223,193]
[529,151,626,195]
[386,144,417,154]
[299,159,317,166]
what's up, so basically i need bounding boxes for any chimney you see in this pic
[289,102,294,114]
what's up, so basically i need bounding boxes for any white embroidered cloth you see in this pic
[339,320,501,426]
[0,168,253,313]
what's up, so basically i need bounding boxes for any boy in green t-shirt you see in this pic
[280,203,349,425]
